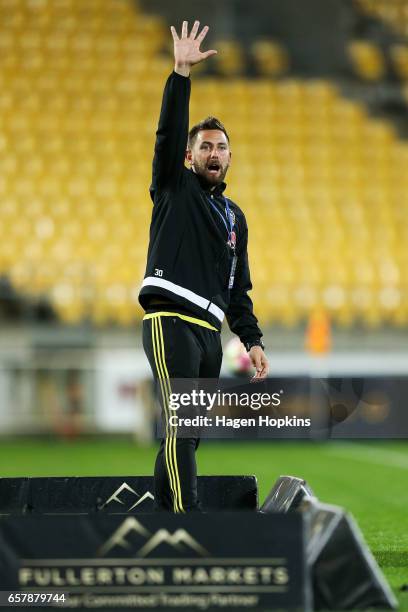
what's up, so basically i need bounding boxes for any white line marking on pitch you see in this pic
[326,443,408,470]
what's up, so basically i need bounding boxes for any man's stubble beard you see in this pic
[192,160,230,186]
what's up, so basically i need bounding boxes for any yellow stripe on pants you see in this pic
[144,311,219,332]
[151,316,185,513]
[151,317,179,512]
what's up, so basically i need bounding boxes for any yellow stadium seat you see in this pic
[391,44,408,80]
[355,0,408,38]
[213,40,245,77]
[251,40,289,77]
[348,40,385,81]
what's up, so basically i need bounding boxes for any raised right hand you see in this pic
[171,20,217,77]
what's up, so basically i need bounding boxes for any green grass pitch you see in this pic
[0,439,407,609]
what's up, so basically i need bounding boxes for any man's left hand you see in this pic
[249,346,269,381]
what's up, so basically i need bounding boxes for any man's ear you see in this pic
[186,148,193,165]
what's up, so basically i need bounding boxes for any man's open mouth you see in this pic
[207,163,221,174]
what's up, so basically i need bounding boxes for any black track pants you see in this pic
[142,312,222,512]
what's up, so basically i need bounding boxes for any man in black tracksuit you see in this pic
[139,21,269,512]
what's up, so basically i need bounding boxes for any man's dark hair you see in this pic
[188,116,230,148]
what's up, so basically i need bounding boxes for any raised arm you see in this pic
[151,21,217,193]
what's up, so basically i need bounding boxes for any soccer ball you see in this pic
[224,337,252,376]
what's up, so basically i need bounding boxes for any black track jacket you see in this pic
[139,71,263,345]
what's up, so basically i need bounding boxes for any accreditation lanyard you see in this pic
[206,195,238,289]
